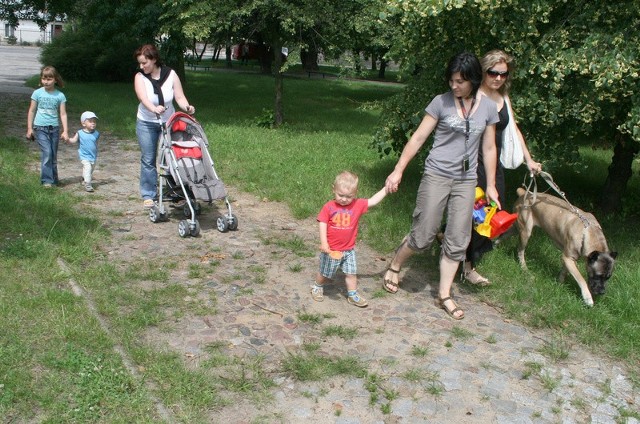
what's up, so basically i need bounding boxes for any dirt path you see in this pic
[2,92,638,423]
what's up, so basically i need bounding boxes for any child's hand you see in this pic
[25,131,34,141]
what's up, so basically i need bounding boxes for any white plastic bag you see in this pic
[500,95,525,169]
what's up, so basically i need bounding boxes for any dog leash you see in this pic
[521,171,592,228]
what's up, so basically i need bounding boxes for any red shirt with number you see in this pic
[317,199,369,251]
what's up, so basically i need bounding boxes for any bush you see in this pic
[41,30,138,82]
[370,72,438,159]
[7,35,17,45]
[41,31,96,81]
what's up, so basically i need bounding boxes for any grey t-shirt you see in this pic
[424,91,499,180]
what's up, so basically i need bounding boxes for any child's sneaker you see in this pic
[84,183,94,192]
[310,284,324,302]
[347,293,368,308]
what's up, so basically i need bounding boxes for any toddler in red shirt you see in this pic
[312,171,387,307]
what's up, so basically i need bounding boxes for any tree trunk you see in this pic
[255,34,272,74]
[273,41,284,126]
[378,58,387,79]
[258,46,273,74]
[162,32,187,84]
[371,53,377,71]
[197,42,207,61]
[353,50,362,73]
[225,43,232,68]
[301,47,319,71]
[598,133,640,214]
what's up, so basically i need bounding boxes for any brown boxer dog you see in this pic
[513,187,617,306]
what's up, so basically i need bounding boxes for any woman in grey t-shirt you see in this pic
[382,52,500,320]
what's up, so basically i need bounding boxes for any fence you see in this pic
[1,21,62,45]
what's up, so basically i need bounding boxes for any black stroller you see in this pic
[148,112,238,237]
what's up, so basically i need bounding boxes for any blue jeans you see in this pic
[34,125,60,184]
[136,119,162,200]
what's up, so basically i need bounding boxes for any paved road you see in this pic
[0,45,42,94]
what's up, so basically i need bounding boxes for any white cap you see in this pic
[80,111,98,123]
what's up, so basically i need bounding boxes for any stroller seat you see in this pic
[168,120,226,202]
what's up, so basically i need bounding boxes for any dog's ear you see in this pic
[609,251,618,259]
[587,251,600,264]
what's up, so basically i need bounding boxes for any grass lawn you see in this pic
[2,69,639,420]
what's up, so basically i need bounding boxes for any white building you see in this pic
[1,19,63,44]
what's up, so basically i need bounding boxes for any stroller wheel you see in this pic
[149,205,161,223]
[228,214,239,231]
[178,220,190,238]
[190,220,201,237]
[216,216,229,233]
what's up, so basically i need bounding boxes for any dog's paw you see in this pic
[583,298,594,307]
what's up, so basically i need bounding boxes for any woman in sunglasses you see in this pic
[462,49,542,286]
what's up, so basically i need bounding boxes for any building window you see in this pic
[5,24,15,37]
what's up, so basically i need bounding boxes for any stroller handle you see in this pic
[156,113,167,131]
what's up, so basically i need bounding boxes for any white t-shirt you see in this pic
[136,69,176,122]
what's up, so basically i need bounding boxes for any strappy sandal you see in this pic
[382,267,400,293]
[437,296,465,320]
[463,269,491,286]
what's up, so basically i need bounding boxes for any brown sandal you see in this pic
[382,267,400,293]
[437,296,465,320]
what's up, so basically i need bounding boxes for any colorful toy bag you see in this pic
[472,187,518,239]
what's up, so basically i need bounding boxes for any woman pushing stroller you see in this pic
[133,43,196,209]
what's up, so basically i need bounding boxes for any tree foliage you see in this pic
[162,0,243,69]
[40,0,163,82]
[373,0,640,211]
[0,0,76,28]
[165,0,377,125]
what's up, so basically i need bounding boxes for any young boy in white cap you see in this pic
[68,111,100,192]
